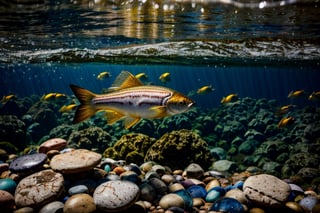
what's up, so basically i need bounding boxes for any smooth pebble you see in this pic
[64,193,96,213]
[9,153,47,174]
[68,184,89,196]
[93,180,139,212]
[50,149,101,174]
[0,178,17,194]
[0,189,15,212]
[39,201,64,213]
[38,138,67,154]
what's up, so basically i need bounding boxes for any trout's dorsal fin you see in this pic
[109,71,143,91]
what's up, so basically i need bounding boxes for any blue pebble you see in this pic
[299,196,318,212]
[224,185,234,192]
[0,178,17,194]
[62,196,70,203]
[210,197,245,213]
[104,164,111,173]
[174,190,193,211]
[233,181,244,190]
[68,184,89,196]
[206,188,221,202]
[187,185,207,199]
[210,186,226,196]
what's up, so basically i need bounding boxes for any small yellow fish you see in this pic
[41,93,67,101]
[159,72,171,83]
[277,116,295,129]
[197,85,214,95]
[70,71,194,129]
[221,93,238,104]
[275,104,296,116]
[97,71,111,80]
[41,93,57,101]
[135,73,148,81]
[308,91,320,102]
[288,90,305,98]
[1,94,16,104]
[59,104,77,113]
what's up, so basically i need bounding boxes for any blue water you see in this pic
[1,0,320,109]
[2,61,319,109]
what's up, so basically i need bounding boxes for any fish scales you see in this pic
[92,86,173,108]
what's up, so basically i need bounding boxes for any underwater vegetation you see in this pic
[0,83,320,179]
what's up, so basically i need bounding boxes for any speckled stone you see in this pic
[64,193,96,213]
[0,189,15,212]
[38,138,67,154]
[93,180,139,212]
[243,174,290,207]
[9,153,47,174]
[15,169,64,208]
[38,201,64,213]
[50,149,101,174]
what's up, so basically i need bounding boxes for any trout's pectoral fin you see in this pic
[149,106,168,118]
[104,110,125,125]
[124,116,141,129]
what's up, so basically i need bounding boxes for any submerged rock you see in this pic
[0,115,26,151]
[104,133,156,165]
[144,129,211,170]
[68,126,113,153]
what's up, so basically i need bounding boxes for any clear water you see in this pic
[1,0,320,110]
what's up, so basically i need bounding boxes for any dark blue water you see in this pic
[1,0,320,109]
[1,61,319,109]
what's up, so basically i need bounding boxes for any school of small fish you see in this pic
[2,71,318,130]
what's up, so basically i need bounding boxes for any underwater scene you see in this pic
[1,0,320,212]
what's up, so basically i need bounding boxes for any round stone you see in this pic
[0,178,17,194]
[93,180,139,212]
[13,207,35,213]
[205,179,220,191]
[139,182,157,202]
[50,149,101,174]
[38,138,67,154]
[9,153,47,174]
[299,196,318,212]
[159,193,185,210]
[39,201,64,213]
[0,189,15,212]
[225,188,248,204]
[209,197,244,213]
[243,174,290,207]
[15,169,64,208]
[185,163,204,179]
[68,185,89,196]
[64,193,96,213]
[187,185,207,199]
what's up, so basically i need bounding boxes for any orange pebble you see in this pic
[113,166,126,175]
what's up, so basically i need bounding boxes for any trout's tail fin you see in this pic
[70,84,97,124]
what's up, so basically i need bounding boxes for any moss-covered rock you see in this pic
[144,129,212,170]
[103,133,156,165]
[68,126,113,153]
[0,115,26,151]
